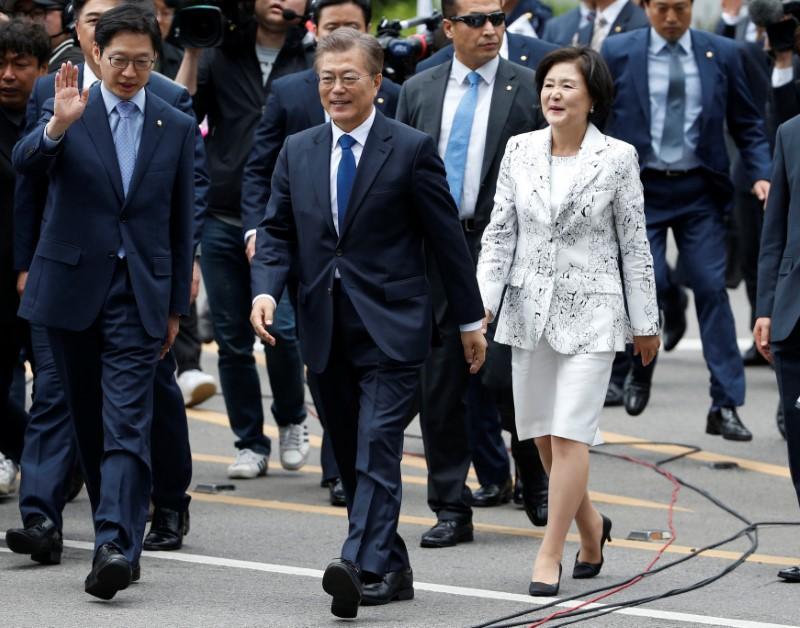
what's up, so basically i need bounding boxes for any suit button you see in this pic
[108,252,116,259]
[335,249,343,257]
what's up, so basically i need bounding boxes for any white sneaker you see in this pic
[177,369,217,407]
[227,448,268,479]
[0,454,19,496]
[279,422,310,471]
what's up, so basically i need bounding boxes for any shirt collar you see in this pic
[499,35,508,60]
[597,0,627,25]
[82,63,100,91]
[99,81,146,116]
[649,26,693,56]
[451,53,499,87]
[331,106,376,149]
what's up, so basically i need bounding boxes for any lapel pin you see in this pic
[520,55,528,61]
[506,85,513,91]
[156,119,163,127]
[377,97,385,104]
[706,50,713,58]
[614,25,622,32]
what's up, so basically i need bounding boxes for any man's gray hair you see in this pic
[314,27,384,76]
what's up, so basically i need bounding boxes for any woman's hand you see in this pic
[633,335,660,366]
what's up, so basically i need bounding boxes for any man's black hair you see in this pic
[94,2,160,54]
[312,0,371,27]
[0,17,51,65]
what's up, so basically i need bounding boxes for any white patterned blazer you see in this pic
[476,123,660,354]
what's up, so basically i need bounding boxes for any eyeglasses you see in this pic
[448,11,505,28]
[317,73,371,88]
[106,55,155,71]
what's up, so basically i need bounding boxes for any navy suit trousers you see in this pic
[642,170,745,408]
[47,261,161,562]
[772,321,800,509]
[308,282,420,576]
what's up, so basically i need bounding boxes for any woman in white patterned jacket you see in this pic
[476,47,661,597]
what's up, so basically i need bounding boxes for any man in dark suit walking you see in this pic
[754,113,800,585]
[13,4,195,599]
[601,0,772,440]
[250,28,486,618]
[397,0,546,545]
[574,0,649,50]
[539,1,592,46]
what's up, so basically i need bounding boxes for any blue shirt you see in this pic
[646,28,702,171]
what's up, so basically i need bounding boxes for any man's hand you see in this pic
[16,271,28,298]
[752,180,770,208]
[481,307,494,334]
[250,297,276,346]
[161,314,180,359]
[246,234,256,264]
[47,62,88,139]
[461,329,487,374]
[633,335,660,367]
[190,259,201,304]
[753,317,773,363]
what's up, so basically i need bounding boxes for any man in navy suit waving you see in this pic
[13,4,194,599]
[250,28,486,618]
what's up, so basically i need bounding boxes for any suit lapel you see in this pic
[691,30,716,137]
[554,124,605,224]
[610,1,632,34]
[304,72,326,126]
[310,123,337,238]
[339,112,393,239]
[481,60,517,183]
[507,33,529,66]
[80,85,124,204]
[420,62,450,143]
[633,29,651,126]
[125,90,167,206]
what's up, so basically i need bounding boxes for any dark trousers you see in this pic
[173,301,202,374]
[47,262,160,563]
[305,371,340,483]
[643,171,745,407]
[733,188,764,327]
[772,321,800,509]
[468,375,511,487]
[0,278,27,463]
[201,215,306,456]
[309,283,418,576]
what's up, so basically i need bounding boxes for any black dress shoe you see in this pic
[5,516,63,565]
[573,514,612,579]
[85,544,132,600]
[777,402,786,440]
[143,507,189,551]
[662,288,688,352]
[420,519,474,548]
[778,565,800,582]
[623,373,650,417]
[524,501,548,528]
[131,563,141,583]
[361,568,414,606]
[529,563,562,597]
[328,478,346,507]
[472,478,512,507]
[513,473,523,506]
[604,381,624,407]
[742,344,769,367]
[322,559,362,618]
[706,407,752,441]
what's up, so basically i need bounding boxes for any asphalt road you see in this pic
[2,283,799,628]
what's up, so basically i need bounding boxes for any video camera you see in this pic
[166,0,254,48]
[376,11,442,84]
[751,0,800,52]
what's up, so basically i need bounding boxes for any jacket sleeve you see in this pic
[169,122,197,317]
[476,138,519,318]
[612,144,660,336]
[756,125,789,318]
[12,98,62,175]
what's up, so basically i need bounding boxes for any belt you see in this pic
[648,167,702,178]
[462,218,477,232]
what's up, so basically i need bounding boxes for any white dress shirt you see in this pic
[437,54,499,220]
[83,63,100,90]
[773,66,794,88]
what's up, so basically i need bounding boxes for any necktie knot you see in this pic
[116,100,136,119]
[338,134,356,150]
[466,71,481,88]
[666,42,683,57]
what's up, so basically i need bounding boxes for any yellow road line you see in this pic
[188,491,800,567]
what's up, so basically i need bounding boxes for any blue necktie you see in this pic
[660,43,686,164]
[337,134,357,232]
[113,100,137,196]
[444,71,481,213]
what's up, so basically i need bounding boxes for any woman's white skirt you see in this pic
[511,338,615,446]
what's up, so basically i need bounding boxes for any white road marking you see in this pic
[4,541,790,628]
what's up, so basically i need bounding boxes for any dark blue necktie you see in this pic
[337,134,356,232]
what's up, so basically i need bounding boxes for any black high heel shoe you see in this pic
[529,563,562,597]
[573,514,612,579]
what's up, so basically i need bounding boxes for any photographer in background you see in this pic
[770,13,800,123]
[175,0,317,479]
[11,0,83,72]
[153,0,182,77]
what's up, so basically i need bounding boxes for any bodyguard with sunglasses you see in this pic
[397,0,544,549]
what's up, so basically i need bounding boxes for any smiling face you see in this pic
[443,0,505,71]
[0,49,47,110]
[317,46,380,132]
[540,60,592,130]
[92,30,154,99]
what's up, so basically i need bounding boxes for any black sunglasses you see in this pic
[449,11,506,28]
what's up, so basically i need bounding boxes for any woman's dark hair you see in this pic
[94,3,161,55]
[0,18,51,66]
[534,46,615,126]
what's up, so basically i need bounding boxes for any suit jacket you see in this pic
[240,68,401,234]
[396,58,542,238]
[13,85,196,339]
[415,33,556,74]
[250,111,485,372]
[540,6,582,46]
[601,28,772,201]
[0,108,22,330]
[575,0,649,45]
[477,124,660,354]
[14,64,209,272]
[774,56,800,127]
[756,115,800,343]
